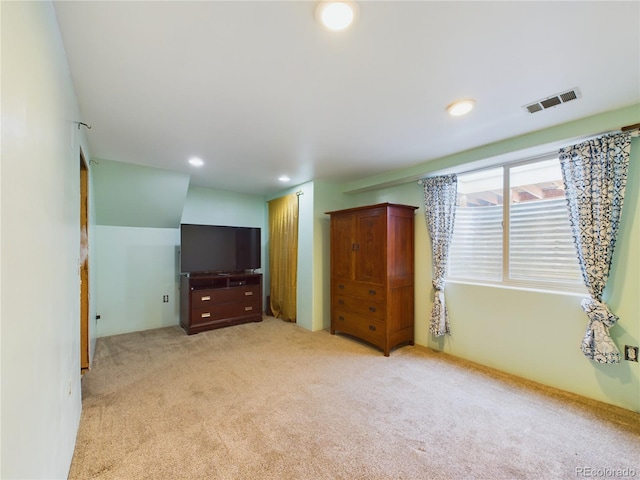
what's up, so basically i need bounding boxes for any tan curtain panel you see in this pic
[268,193,298,322]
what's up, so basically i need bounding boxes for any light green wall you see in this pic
[181,185,264,227]
[312,182,347,331]
[295,183,314,330]
[95,226,180,337]
[1,1,91,477]
[348,109,640,411]
[92,159,190,228]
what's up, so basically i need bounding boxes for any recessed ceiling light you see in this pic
[316,1,357,31]
[188,157,204,167]
[278,175,291,182]
[446,99,476,117]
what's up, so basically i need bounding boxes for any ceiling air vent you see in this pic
[526,103,543,114]
[523,87,581,114]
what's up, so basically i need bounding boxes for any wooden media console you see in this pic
[180,273,263,334]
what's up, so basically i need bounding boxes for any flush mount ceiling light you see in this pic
[188,157,204,167]
[316,1,358,31]
[278,175,291,182]
[446,99,476,117]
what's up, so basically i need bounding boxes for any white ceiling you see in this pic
[53,1,640,196]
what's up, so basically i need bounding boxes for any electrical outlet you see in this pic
[624,345,638,362]
[163,295,169,303]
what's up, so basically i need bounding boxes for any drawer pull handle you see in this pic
[369,324,376,331]
[245,306,253,311]
[338,315,345,321]
[201,312,211,318]
[338,284,345,289]
[369,306,376,312]
[338,299,345,305]
[369,290,376,296]
[201,296,211,301]
[244,291,253,296]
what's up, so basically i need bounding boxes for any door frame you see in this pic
[80,148,90,370]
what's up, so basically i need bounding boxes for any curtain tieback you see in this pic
[430,282,450,337]
[581,297,618,328]
[580,297,620,364]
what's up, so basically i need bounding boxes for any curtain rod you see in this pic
[296,190,303,196]
[418,124,639,183]
[417,151,559,184]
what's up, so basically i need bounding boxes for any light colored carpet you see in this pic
[69,316,640,480]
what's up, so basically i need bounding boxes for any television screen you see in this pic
[180,224,261,274]
[235,226,261,271]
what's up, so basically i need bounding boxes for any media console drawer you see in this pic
[193,285,260,305]
[180,273,263,334]
[191,300,261,325]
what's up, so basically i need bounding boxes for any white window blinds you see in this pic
[509,198,582,284]
[448,203,502,281]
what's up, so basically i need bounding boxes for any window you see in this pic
[448,156,584,292]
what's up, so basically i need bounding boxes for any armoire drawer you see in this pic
[332,295,385,320]
[332,282,386,303]
[332,311,385,344]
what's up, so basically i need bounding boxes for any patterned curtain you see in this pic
[421,174,458,336]
[558,132,631,364]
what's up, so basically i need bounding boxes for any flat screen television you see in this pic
[180,224,261,274]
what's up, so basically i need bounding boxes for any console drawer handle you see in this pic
[369,324,376,331]
[338,299,345,305]
[369,306,376,312]
[244,291,253,296]
[245,306,253,311]
[338,315,345,321]
[338,284,345,289]
[368,290,376,296]
[201,312,211,318]
[201,296,211,301]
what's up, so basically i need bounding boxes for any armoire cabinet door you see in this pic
[354,207,386,285]
[331,213,356,280]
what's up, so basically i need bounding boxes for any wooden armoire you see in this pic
[326,203,418,356]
